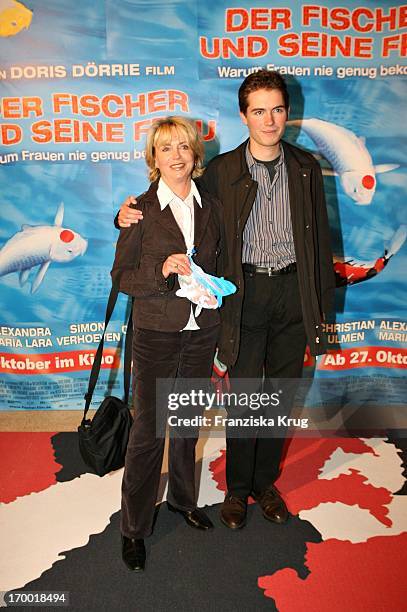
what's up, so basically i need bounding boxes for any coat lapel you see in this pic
[150,199,186,245]
[282,141,304,229]
[193,192,211,251]
[144,182,186,247]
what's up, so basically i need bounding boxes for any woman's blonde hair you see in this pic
[145,116,205,182]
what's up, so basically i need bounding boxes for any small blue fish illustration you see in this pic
[176,248,236,317]
[0,203,88,293]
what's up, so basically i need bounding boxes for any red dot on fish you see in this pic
[60,229,75,243]
[362,175,375,189]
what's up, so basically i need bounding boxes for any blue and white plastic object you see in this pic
[176,247,236,317]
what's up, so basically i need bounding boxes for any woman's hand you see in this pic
[162,254,191,279]
[118,195,143,227]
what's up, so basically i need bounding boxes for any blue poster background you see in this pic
[0,0,406,409]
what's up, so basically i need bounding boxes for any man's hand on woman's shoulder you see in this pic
[118,195,144,228]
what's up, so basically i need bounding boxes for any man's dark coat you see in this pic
[199,139,335,366]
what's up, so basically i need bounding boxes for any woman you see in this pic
[118,117,225,572]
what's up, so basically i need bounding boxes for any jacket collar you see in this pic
[141,179,211,250]
[281,140,315,169]
[227,138,314,184]
[245,141,285,171]
[228,139,253,185]
[156,177,202,210]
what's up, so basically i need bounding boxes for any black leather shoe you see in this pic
[254,485,289,524]
[167,502,214,530]
[121,535,146,571]
[220,493,247,529]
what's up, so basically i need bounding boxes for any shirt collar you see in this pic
[157,178,202,210]
[245,141,285,170]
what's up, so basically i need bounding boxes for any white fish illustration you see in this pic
[0,203,87,293]
[287,119,399,205]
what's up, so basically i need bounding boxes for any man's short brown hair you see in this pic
[238,70,289,115]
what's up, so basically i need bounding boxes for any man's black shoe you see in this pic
[254,485,289,524]
[167,502,214,530]
[121,535,146,571]
[220,493,247,529]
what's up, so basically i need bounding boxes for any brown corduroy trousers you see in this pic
[121,324,219,539]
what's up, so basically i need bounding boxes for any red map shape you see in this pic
[209,449,227,494]
[209,438,389,518]
[0,432,59,503]
[274,438,393,526]
[258,534,407,611]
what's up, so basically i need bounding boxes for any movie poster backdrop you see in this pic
[0,0,406,410]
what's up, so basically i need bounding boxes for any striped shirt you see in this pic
[242,143,296,269]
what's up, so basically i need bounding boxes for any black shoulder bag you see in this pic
[77,283,133,476]
[78,201,144,476]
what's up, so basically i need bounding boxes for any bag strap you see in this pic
[82,281,133,421]
[82,195,145,422]
[122,301,133,403]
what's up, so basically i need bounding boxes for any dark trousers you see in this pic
[121,324,219,539]
[226,269,306,498]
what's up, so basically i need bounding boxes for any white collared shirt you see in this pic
[157,178,202,330]
[157,178,202,250]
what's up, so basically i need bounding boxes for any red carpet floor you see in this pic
[1,432,406,610]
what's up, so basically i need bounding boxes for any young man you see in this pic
[116,70,335,530]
